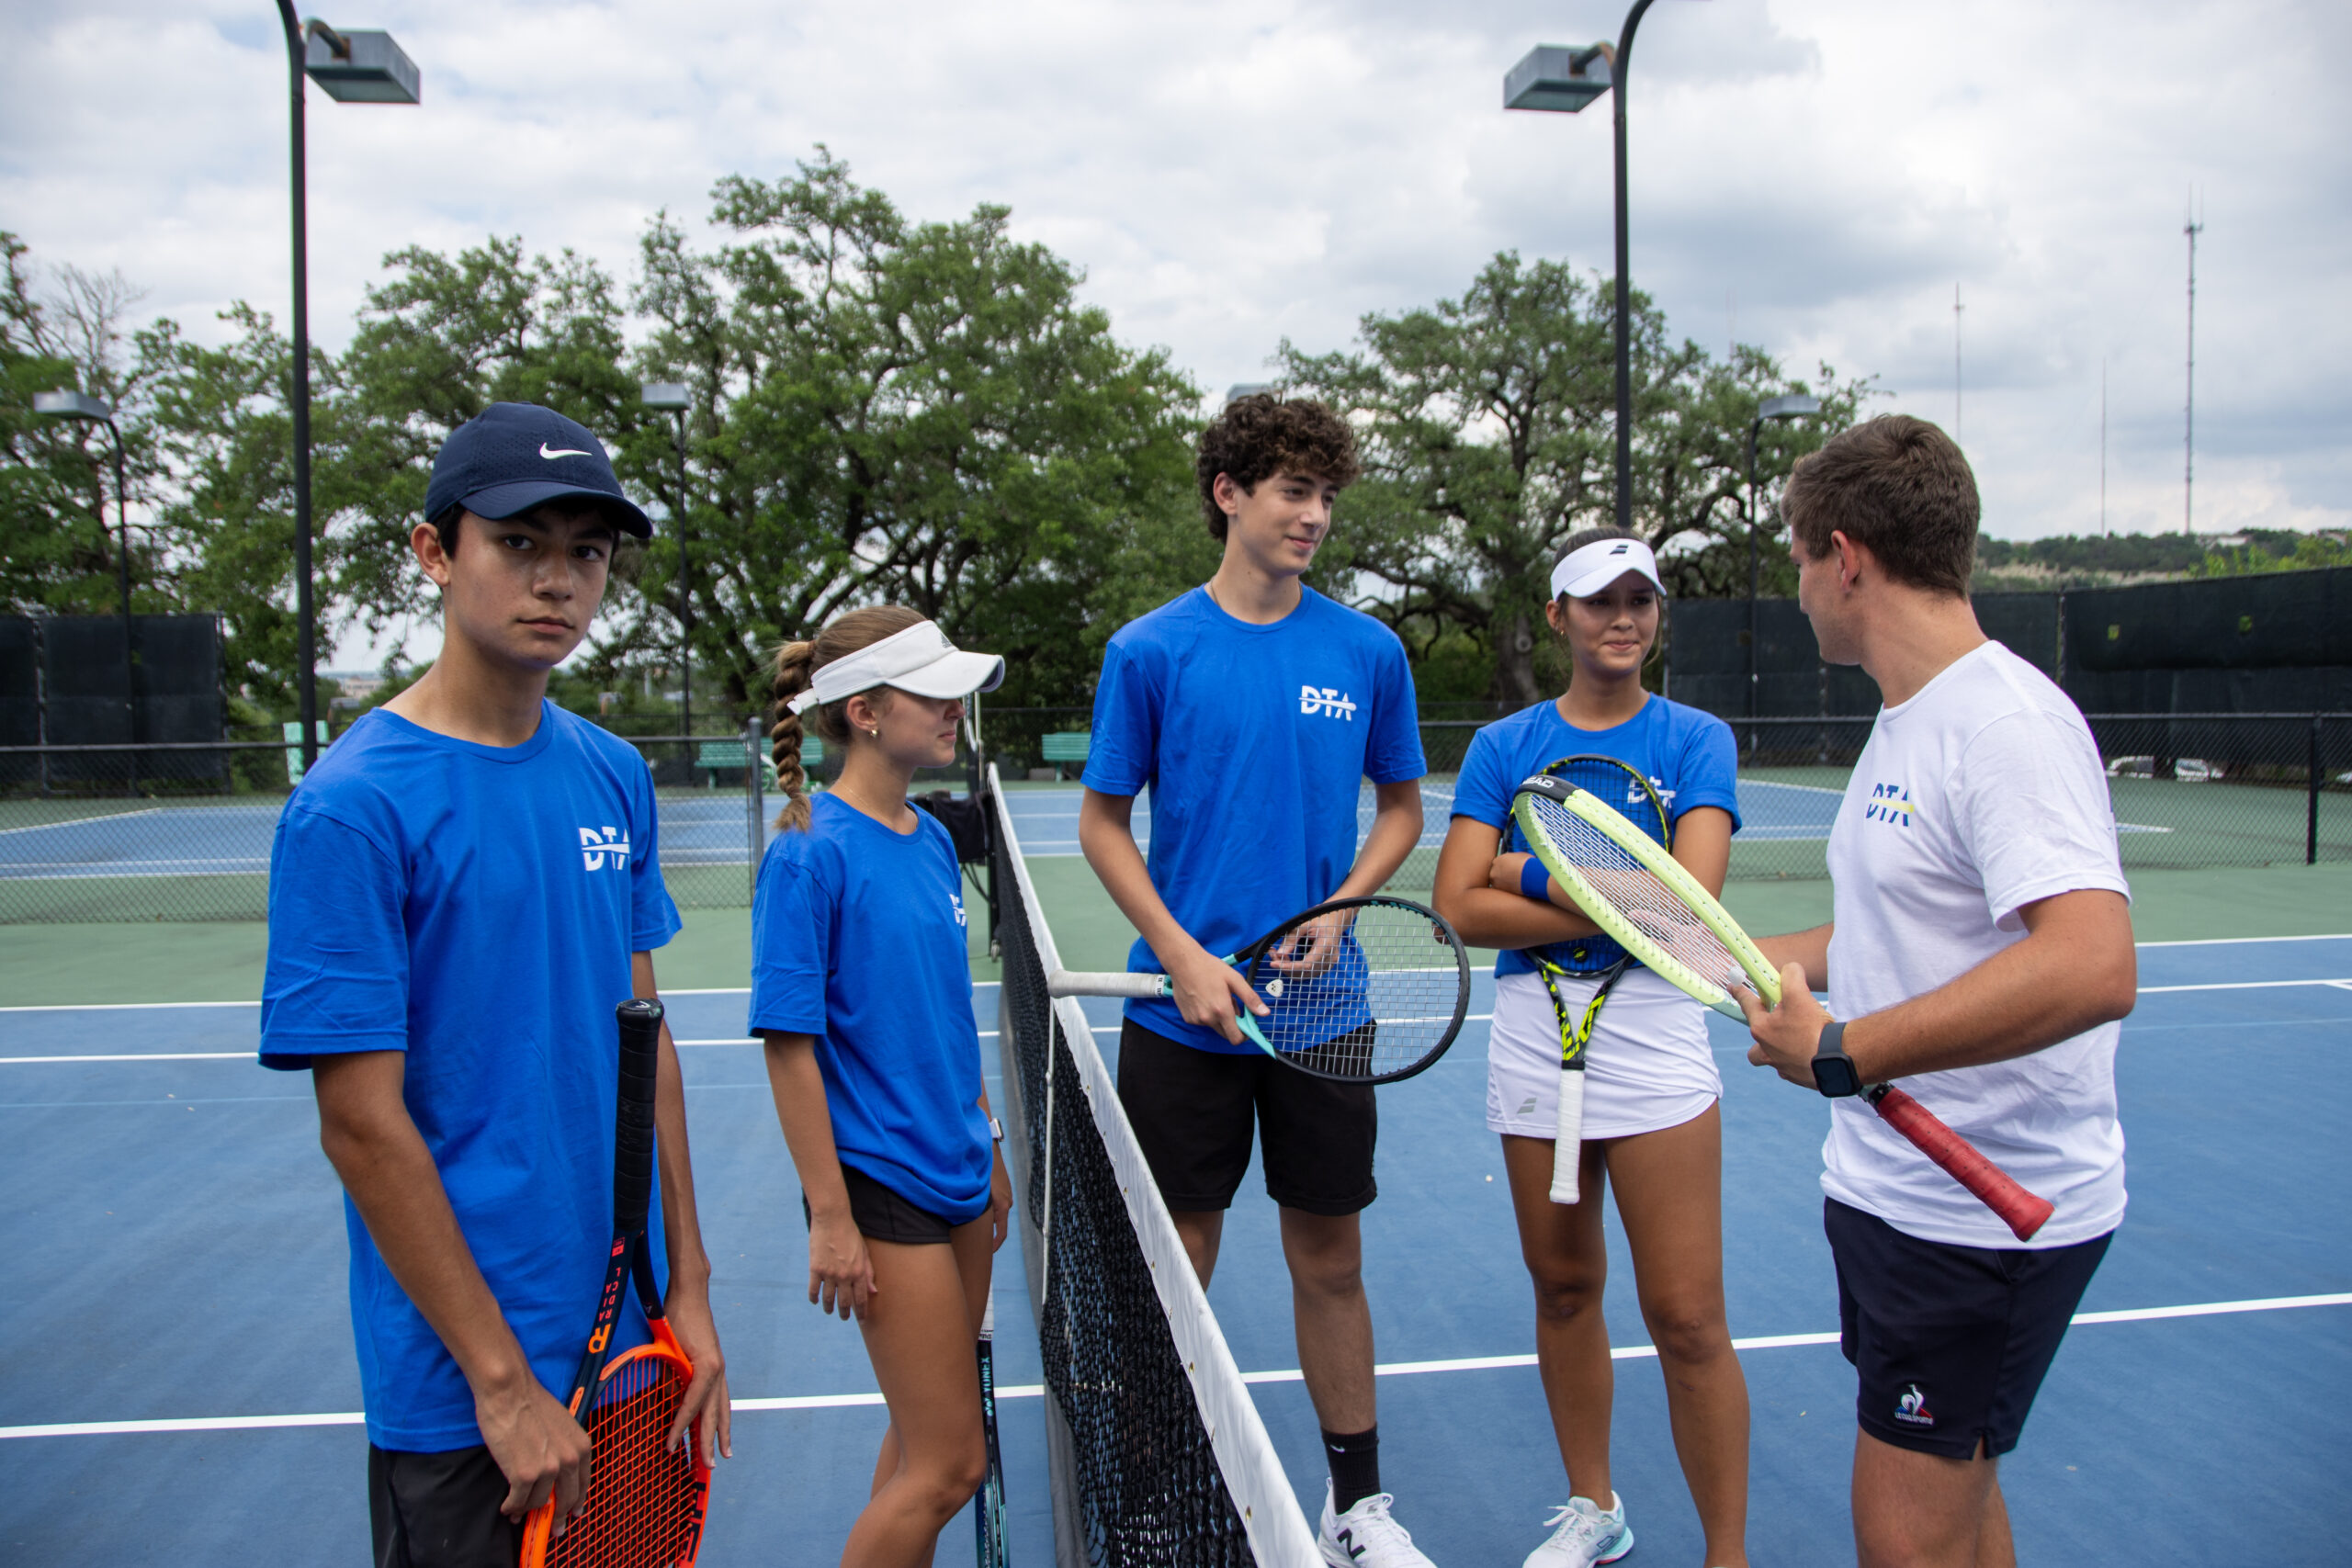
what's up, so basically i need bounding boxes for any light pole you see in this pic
[1745,392,1820,733]
[35,389,137,790]
[275,5,418,772]
[640,383,693,738]
[1508,2,1702,531]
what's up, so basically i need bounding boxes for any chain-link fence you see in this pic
[7,707,2341,922]
[0,720,776,924]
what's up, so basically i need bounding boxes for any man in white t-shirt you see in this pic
[1739,415,2137,1568]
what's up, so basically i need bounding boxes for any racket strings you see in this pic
[1250,903,1461,1079]
[1526,798,1747,992]
[548,1356,703,1567]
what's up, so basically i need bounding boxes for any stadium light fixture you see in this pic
[34,389,139,780]
[275,5,420,774]
[1507,1,1708,533]
[1746,392,1823,730]
[640,383,695,739]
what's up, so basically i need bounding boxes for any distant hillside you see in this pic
[1973,529,2344,590]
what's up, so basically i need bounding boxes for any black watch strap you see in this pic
[1813,1020,1864,1099]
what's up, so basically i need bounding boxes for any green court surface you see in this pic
[6,859,2345,1010]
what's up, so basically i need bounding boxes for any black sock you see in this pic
[1323,1426,1381,1515]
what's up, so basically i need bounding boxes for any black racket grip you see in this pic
[614,999,665,1236]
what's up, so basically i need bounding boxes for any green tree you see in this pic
[627,150,1203,711]
[0,234,174,619]
[1282,252,1869,704]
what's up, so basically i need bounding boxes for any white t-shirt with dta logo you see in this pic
[1822,641,2132,1249]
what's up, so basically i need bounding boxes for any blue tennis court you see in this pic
[1,922,2345,1562]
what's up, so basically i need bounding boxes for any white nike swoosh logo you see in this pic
[539,443,593,459]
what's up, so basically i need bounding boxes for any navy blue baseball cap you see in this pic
[424,402,653,538]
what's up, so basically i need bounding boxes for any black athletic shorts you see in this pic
[1116,1018,1376,1215]
[1826,1197,2112,1460]
[368,1443,518,1568]
[801,1161,957,1245]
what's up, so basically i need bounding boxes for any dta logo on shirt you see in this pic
[1863,782,1915,829]
[1893,1383,1935,1427]
[1300,685,1358,720]
[951,890,968,928]
[578,826,631,871]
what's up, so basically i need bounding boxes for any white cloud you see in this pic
[6,0,2346,637]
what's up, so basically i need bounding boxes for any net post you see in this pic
[2310,713,2324,867]
[745,713,764,898]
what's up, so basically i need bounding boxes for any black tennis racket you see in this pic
[1504,755,1674,1204]
[974,1287,1008,1568]
[1049,896,1471,1084]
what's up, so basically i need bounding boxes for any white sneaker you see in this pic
[1521,1491,1633,1568]
[1319,1483,1439,1567]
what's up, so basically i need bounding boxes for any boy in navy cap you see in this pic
[261,403,731,1566]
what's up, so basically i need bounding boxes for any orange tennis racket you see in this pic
[521,999,710,1567]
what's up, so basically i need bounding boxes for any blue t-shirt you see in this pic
[258,703,683,1452]
[1082,585,1426,1054]
[1452,694,1740,978]
[748,793,991,1222]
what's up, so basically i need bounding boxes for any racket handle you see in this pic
[1548,1070,1586,1205]
[1870,1085,2055,1242]
[1048,968,1170,999]
[614,999,665,1237]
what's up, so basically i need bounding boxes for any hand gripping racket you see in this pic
[521,999,712,1567]
[1049,896,1471,1085]
[1507,755,1675,1206]
[1511,774,2058,1242]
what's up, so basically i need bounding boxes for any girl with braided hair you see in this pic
[749,606,1012,1565]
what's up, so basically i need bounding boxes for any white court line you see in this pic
[2137,932,2352,947]
[16,979,2349,1066]
[0,807,164,837]
[7,1291,2342,1440]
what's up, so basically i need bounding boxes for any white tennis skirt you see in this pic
[1487,967,1721,1141]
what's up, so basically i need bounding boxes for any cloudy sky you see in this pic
[6,0,2346,633]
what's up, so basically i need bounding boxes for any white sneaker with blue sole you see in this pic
[1522,1490,1633,1568]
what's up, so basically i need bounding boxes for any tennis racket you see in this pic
[1506,755,1674,1205]
[1511,774,2056,1241]
[974,1288,1008,1568]
[1048,896,1471,1084]
[521,998,712,1567]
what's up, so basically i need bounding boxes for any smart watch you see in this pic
[988,1114,1005,1143]
[1811,1020,1864,1099]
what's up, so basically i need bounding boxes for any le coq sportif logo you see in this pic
[579,826,631,871]
[1300,685,1358,720]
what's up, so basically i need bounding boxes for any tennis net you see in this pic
[985,765,1319,1568]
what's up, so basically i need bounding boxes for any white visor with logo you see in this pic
[788,619,1006,714]
[1551,536,1668,600]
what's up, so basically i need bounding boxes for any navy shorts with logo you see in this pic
[1826,1197,2112,1459]
[1117,1018,1377,1215]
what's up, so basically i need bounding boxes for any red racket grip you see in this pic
[1869,1085,2055,1242]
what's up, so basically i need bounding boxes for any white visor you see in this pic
[787,619,1006,715]
[1551,536,1667,600]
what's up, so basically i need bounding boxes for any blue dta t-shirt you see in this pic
[748,793,991,1221]
[258,703,683,1452]
[1452,694,1740,978]
[1083,585,1426,1054]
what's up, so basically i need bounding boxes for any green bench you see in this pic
[1039,731,1090,781]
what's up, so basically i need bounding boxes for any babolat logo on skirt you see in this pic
[579,826,631,871]
[1300,685,1358,720]
[1894,1383,1935,1427]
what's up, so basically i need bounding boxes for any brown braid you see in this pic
[765,604,927,831]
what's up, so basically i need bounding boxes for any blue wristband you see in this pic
[1518,857,1552,901]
